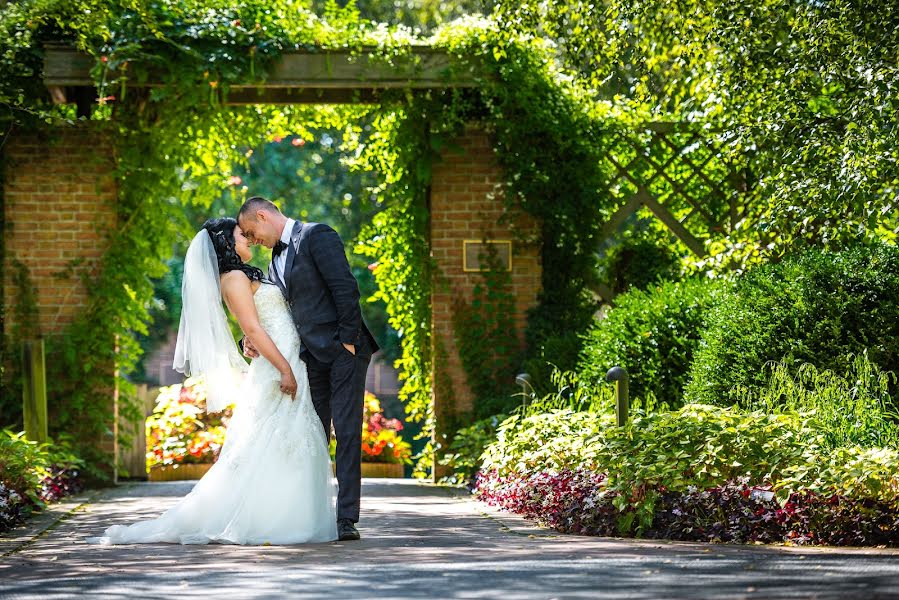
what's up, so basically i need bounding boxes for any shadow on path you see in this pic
[1,479,898,599]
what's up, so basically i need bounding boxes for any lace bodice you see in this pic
[254,283,300,356]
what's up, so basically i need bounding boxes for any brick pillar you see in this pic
[429,123,542,476]
[2,124,118,474]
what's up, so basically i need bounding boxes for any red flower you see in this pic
[291,138,305,147]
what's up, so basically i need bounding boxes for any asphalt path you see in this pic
[1,479,898,599]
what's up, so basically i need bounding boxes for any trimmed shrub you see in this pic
[686,243,899,407]
[579,277,721,409]
[597,227,682,296]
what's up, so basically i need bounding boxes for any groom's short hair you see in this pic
[238,196,281,221]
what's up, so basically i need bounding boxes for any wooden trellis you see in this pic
[598,122,748,264]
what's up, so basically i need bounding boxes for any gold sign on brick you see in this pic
[463,240,512,272]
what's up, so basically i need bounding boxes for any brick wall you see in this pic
[2,124,118,463]
[430,123,542,436]
[3,125,117,336]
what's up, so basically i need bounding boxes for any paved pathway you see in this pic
[1,479,899,599]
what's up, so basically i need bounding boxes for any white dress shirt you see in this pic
[273,218,296,286]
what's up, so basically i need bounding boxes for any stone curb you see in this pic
[0,486,124,557]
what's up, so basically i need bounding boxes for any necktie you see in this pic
[272,240,288,258]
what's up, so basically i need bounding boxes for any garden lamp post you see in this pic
[605,366,629,427]
[515,372,533,407]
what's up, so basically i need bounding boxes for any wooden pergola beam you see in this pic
[43,44,480,105]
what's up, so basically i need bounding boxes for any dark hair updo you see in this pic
[202,217,265,282]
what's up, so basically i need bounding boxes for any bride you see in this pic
[88,218,338,545]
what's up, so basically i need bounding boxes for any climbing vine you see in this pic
[450,243,520,420]
[1,2,617,478]
[0,261,41,429]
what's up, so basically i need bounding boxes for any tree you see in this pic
[493,0,899,267]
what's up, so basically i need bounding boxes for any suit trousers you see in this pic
[304,338,371,523]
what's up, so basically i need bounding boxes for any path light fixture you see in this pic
[515,372,533,407]
[605,366,629,427]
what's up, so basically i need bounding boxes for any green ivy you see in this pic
[450,244,520,419]
[1,3,629,479]
[0,261,41,428]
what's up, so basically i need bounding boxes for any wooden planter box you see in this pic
[330,462,405,478]
[362,462,405,478]
[151,461,404,481]
[148,463,214,482]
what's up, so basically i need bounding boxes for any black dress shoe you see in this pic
[337,518,360,541]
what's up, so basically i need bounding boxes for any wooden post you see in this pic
[22,340,48,443]
[118,383,154,480]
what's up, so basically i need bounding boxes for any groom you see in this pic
[237,196,379,541]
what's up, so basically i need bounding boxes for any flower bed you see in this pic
[150,381,410,476]
[475,405,899,546]
[0,431,84,533]
[361,392,411,465]
[146,377,229,470]
[477,469,899,546]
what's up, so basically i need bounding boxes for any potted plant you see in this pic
[145,377,230,481]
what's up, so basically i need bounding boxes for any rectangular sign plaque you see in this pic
[463,240,512,272]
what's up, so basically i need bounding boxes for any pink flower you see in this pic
[227,176,243,186]
[291,138,305,147]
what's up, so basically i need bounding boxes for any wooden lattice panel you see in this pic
[600,123,747,258]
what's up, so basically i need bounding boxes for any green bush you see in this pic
[437,413,508,486]
[579,277,721,409]
[686,243,899,407]
[597,227,682,296]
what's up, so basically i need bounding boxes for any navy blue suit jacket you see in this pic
[269,221,379,364]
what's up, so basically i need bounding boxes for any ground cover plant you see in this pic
[0,431,84,533]
[475,400,899,546]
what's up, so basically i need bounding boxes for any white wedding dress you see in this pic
[88,283,338,545]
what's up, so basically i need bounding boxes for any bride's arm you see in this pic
[220,272,297,398]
